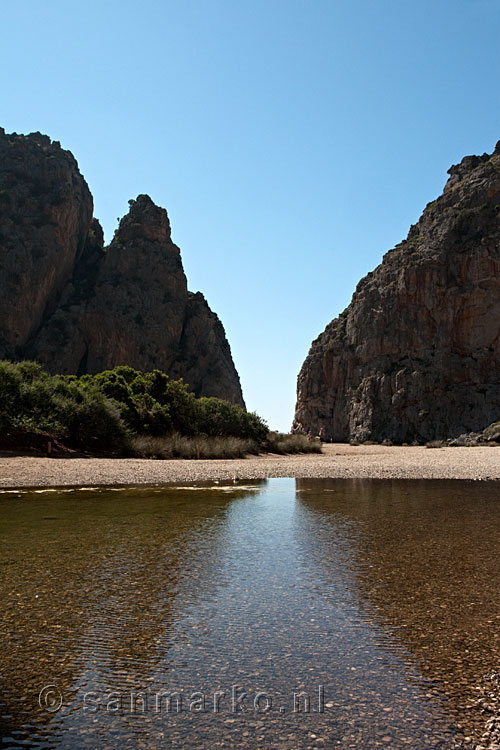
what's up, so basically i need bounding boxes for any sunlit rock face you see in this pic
[0,129,244,406]
[294,141,500,442]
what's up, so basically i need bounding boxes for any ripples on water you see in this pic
[1,478,500,748]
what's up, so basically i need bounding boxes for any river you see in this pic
[1,478,500,748]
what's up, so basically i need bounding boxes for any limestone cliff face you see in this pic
[169,291,245,404]
[294,141,500,442]
[29,196,189,376]
[0,128,93,358]
[0,129,244,407]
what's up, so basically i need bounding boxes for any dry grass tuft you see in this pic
[127,433,259,460]
[127,431,323,460]
[265,432,322,454]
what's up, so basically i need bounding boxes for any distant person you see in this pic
[319,427,324,442]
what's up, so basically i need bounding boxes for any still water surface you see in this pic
[1,478,500,748]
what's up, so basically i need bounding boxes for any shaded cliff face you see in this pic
[169,291,245,404]
[30,196,189,375]
[0,128,93,357]
[0,129,244,407]
[294,141,500,442]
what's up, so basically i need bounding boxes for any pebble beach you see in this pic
[0,443,499,488]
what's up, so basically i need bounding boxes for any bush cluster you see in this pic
[0,360,124,449]
[0,361,268,452]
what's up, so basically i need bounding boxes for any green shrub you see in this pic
[196,397,268,442]
[0,361,270,454]
[71,367,267,441]
[0,360,126,448]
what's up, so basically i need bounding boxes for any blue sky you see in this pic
[1,0,499,430]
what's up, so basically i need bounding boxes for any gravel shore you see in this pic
[0,444,499,488]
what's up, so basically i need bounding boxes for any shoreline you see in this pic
[0,444,499,489]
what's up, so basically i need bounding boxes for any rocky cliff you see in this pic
[0,129,93,358]
[0,128,244,406]
[294,141,500,442]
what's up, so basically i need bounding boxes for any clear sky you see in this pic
[1,0,499,430]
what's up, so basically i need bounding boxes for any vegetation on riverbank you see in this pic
[0,361,320,458]
[128,434,260,459]
[128,431,322,459]
[265,431,322,454]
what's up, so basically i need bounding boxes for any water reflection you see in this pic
[0,484,262,748]
[296,478,500,746]
[1,478,499,748]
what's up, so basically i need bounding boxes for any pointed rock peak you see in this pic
[115,194,172,243]
[89,218,104,247]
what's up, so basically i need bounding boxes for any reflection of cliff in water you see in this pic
[0,483,263,745]
[296,477,500,742]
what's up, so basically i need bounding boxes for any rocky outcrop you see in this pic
[0,129,244,406]
[28,195,189,376]
[294,141,500,442]
[168,291,245,404]
[0,128,93,358]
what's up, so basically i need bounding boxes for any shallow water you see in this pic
[1,478,500,749]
